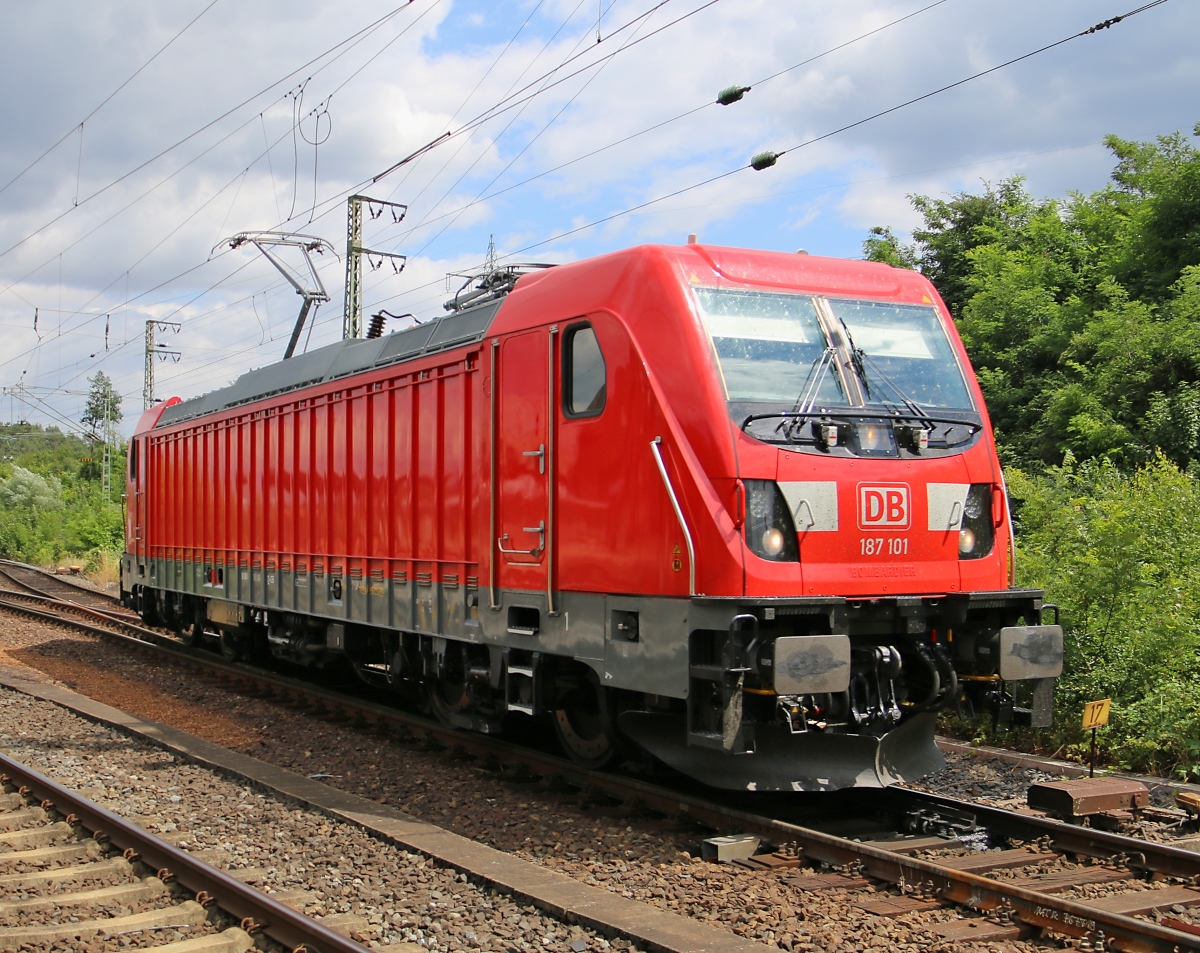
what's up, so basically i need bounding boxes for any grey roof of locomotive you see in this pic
[155,298,503,429]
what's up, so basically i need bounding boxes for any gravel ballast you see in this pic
[0,610,1130,951]
[0,684,605,952]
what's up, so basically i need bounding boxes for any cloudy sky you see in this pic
[0,0,1195,436]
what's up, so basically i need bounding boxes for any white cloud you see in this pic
[0,0,1196,431]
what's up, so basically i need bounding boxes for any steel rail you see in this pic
[0,750,371,953]
[3,592,1200,951]
[0,558,124,606]
[0,586,157,633]
[867,786,1200,880]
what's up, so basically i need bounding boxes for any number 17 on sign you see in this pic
[1082,699,1111,777]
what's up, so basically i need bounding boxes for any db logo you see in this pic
[858,484,910,529]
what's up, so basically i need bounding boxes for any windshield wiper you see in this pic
[795,347,836,414]
[834,316,872,401]
[835,315,939,422]
[771,347,841,442]
[858,350,934,423]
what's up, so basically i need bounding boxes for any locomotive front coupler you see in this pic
[963,677,1055,730]
[775,695,809,734]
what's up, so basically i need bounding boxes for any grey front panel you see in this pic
[998,625,1064,680]
[478,590,608,664]
[603,595,689,698]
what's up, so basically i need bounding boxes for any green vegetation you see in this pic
[0,374,125,572]
[866,122,1200,775]
[1007,457,1200,776]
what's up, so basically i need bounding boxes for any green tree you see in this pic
[864,123,1200,471]
[0,424,123,565]
[1007,457,1200,776]
[865,177,1042,318]
[0,466,63,525]
[865,122,1200,774]
[1104,125,1200,301]
[81,371,122,436]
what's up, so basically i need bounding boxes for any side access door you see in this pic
[131,436,148,566]
[494,329,552,606]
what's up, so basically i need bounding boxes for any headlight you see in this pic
[761,527,786,556]
[852,421,897,457]
[744,480,800,562]
[858,424,887,452]
[958,484,995,560]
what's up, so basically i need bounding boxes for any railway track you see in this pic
[3,578,1200,951]
[0,560,127,613]
[0,750,371,953]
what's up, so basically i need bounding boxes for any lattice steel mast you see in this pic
[342,195,407,340]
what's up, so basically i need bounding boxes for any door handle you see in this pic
[497,521,545,557]
[523,444,545,474]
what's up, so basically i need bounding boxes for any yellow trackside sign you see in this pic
[1081,699,1111,730]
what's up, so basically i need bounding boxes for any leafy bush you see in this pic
[869,123,1200,775]
[0,427,124,569]
[1003,456,1200,776]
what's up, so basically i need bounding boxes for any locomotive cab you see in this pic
[608,247,1061,790]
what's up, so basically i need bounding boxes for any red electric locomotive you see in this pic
[122,243,1062,791]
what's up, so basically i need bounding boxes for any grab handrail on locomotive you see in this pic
[121,243,1063,792]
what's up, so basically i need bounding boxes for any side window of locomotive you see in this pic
[129,438,139,481]
[564,324,606,417]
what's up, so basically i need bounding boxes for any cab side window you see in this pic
[564,324,606,417]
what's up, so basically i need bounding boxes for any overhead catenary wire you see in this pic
[404,0,657,255]
[482,0,1175,264]
[360,137,1101,320]
[0,1,421,267]
[0,0,225,203]
[8,0,1174,422]
[380,0,955,253]
[372,0,724,182]
[0,3,435,376]
[29,0,715,360]
[756,0,1173,170]
[389,0,582,214]
[0,100,312,365]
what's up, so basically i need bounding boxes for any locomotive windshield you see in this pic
[824,298,973,410]
[694,287,974,412]
[694,288,845,404]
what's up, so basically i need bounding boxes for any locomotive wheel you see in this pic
[428,674,471,729]
[553,674,620,769]
[219,630,242,662]
[176,602,205,647]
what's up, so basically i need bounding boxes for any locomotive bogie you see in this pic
[122,242,1062,791]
